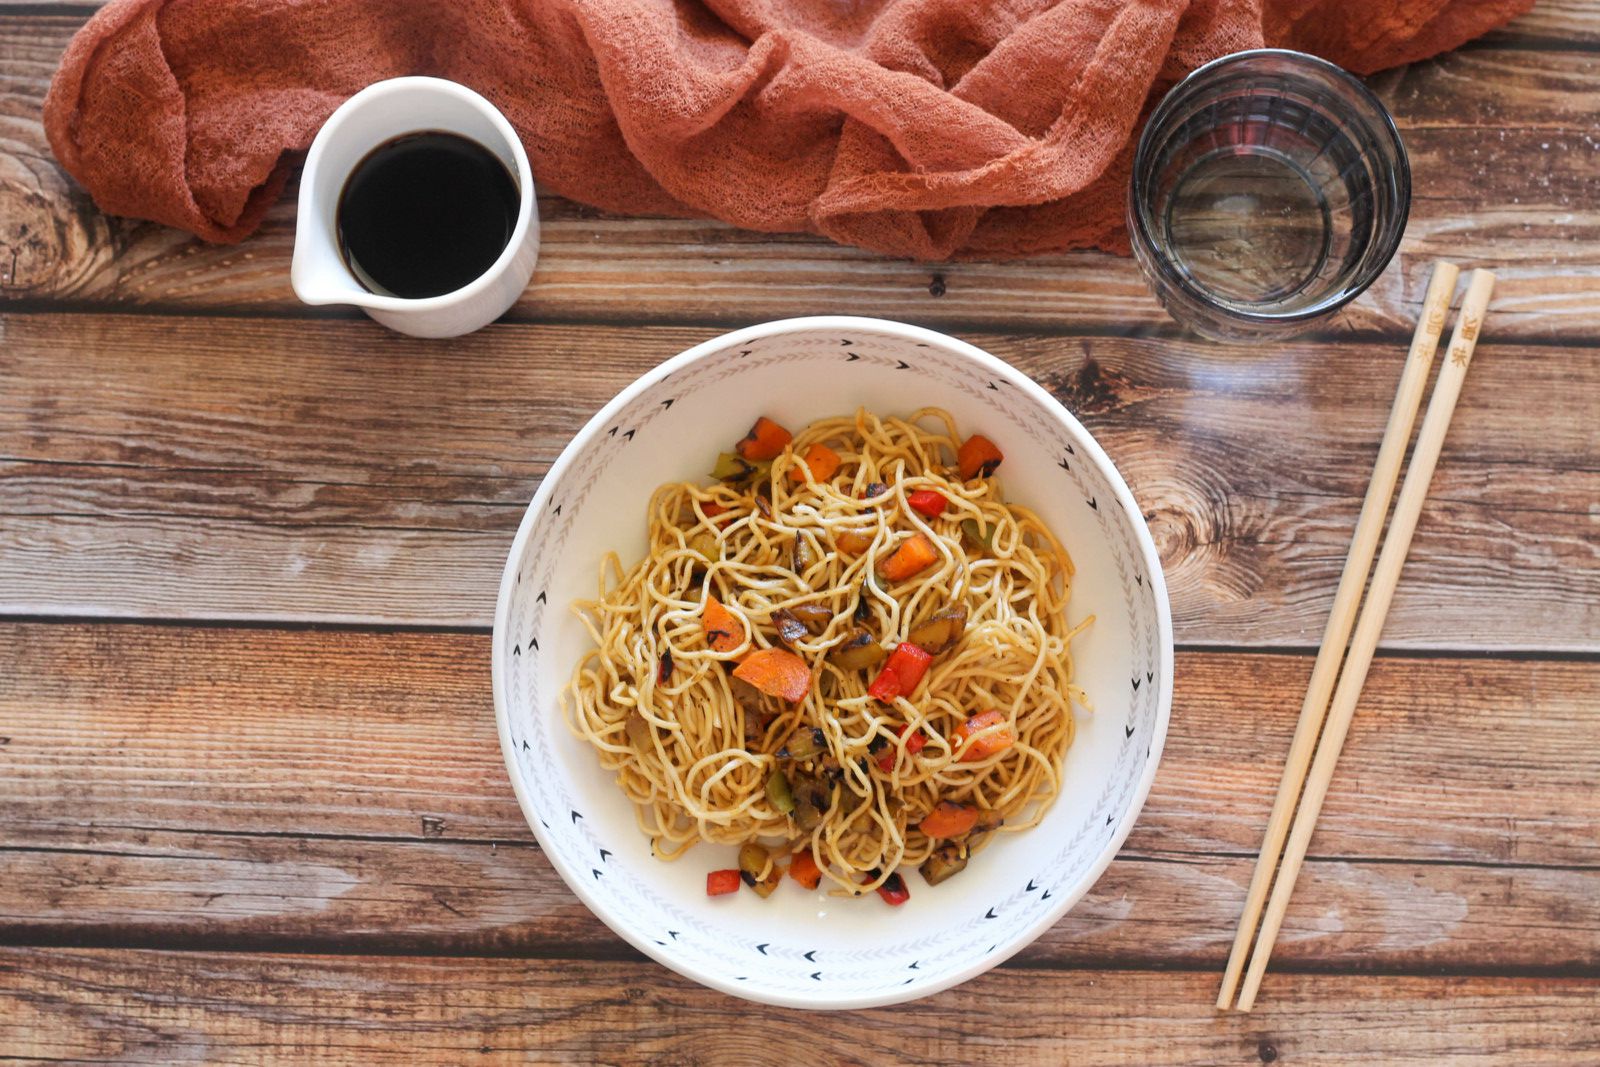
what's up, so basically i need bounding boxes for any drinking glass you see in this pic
[1128,49,1410,342]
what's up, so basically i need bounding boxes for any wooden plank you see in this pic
[4,827,1596,972]
[2,18,1597,338]
[1,315,1595,648]
[2,625,1594,864]
[1481,1,1600,44]
[2,950,1596,1065]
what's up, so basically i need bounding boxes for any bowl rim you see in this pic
[491,315,1175,1009]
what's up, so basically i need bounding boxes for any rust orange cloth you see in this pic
[45,0,1530,260]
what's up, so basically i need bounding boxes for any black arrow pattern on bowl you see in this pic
[507,330,1164,988]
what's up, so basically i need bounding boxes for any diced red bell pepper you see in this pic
[867,643,934,703]
[876,870,910,906]
[707,869,741,896]
[867,666,900,702]
[906,490,947,519]
[876,723,928,771]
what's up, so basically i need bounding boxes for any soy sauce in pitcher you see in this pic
[336,131,519,299]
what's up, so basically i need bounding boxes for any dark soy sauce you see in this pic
[337,131,519,299]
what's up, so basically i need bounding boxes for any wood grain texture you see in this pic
[1480,1,1600,44]
[1,624,1594,971]
[5,823,1597,973]
[3,315,1596,645]
[2,17,1598,339]
[1,627,1591,862]
[3,950,1597,1065]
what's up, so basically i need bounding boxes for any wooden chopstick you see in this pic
[1233,268,1497,1012]
[1215,261,1461,1011]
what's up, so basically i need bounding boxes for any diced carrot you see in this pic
[918,801,980,838]
[835,527,874,555]
[735,416,793,462]
[789,442,842,483]
[789,849,823,890]
[879,533,939,582]
[733,647,811,703]
[703,596,744,653]
[957,434,1004,480]
[707,869,741,896]
[953,709,1015,762]
[906,489,947,519]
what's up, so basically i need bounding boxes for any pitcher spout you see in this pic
[290,231,367,307]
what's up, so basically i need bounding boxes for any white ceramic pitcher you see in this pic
[291,77,540,339]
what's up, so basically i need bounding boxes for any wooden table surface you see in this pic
[3,7,1598,1064]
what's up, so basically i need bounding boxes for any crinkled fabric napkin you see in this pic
[45,0,1530,259]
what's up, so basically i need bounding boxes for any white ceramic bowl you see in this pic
[493,317,1173,1009]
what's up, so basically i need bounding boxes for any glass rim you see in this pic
[1128,48,1412,327]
